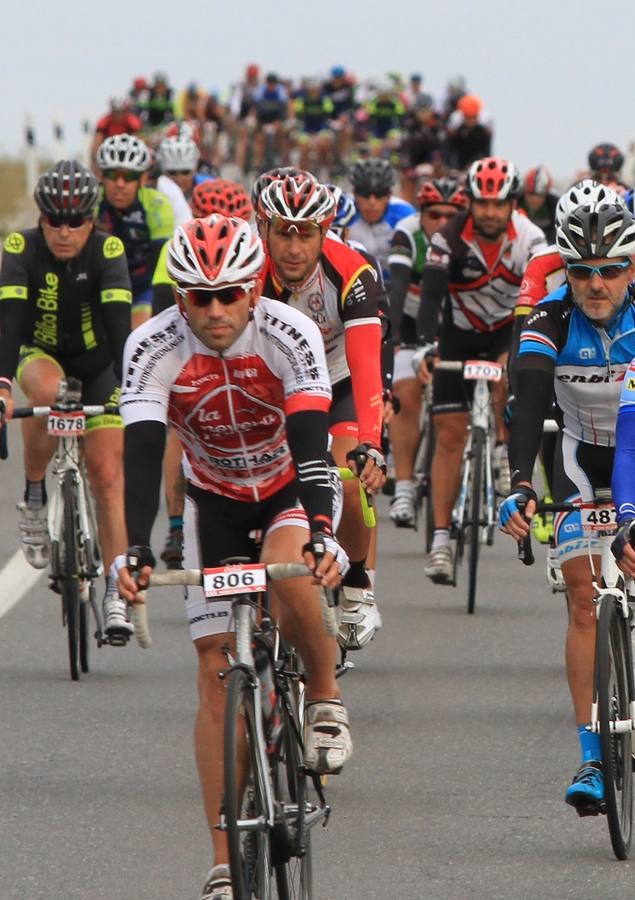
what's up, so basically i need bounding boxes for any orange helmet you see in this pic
[191,179,253,221]
[456,93,482,118]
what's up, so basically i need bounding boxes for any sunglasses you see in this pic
[355,189,390,199]
[269,217,322,238]
[566,260,631,281]
[44,213,90,229]
[166,169,192,177]
[422,209,457,221]
[181,286,248,307]
[102,169,141,183]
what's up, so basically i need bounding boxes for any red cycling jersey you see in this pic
[515,245,565,318]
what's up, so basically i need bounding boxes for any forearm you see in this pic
[345,322,383,447]
[508,366,554,485]
[123,421,166,545]
[286,410,333,533]
[613,408,635,523]
[417,267,448,344]
[103,302,131,382]
[388,264,411,341]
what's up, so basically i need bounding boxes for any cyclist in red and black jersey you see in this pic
[414,156,547,583]
[258,174,386,651]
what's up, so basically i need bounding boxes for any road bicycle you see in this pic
[1,378,116,680]
[128,559,337,899]
[518,491,634,860]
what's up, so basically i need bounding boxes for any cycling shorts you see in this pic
[183,481,308,641]
[328,377,358,441]
[393,346,416,384]
[432,319,512,415]
[16,346,121,432]
[551,433,613,564]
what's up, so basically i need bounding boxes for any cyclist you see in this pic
[499,201,635,815]
[517,166,559,244]
[324,65,357,166]
[0,161,133,641]
[587,142,629,192]
[258,174,386,651]
[414,156,547,583]
[114,215,351,900]
[347,159,415,282]
[364,83,405,159]
[292,79,335,172]
[95,134,175,329]
[140,71,175,131]
[228,63,262,173]
[387,177,469,527]
[444,93,492,170]
[251,73,292,171]
[91,98,142,161]
[155,133,200,226]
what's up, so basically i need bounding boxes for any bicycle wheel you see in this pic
[597,596,634,859]
[225,667,273,900]
[61,471,81,681]
[79,584,92,674]
[466,428,484,615]
[271,674,312,899]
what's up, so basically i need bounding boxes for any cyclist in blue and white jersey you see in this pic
[499,201,635,816]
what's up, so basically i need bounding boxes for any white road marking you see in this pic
[0,549,43,618]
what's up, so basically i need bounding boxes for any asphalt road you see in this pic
[1,425,633,900]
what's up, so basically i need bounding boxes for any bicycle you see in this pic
[432,359,501,614]
[518,492,634,860]
[127,560,337,899]
[0,377,115,681]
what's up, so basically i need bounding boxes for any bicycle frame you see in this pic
[452,374,496,539]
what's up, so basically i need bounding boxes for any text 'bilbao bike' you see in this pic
[518,491,634,860]
[0,378,116,681]
[127,555,339,899]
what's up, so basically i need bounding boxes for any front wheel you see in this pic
[466,430,484,615]
[597,596,634,860]
[224,667,273,899]
[61,471,81,681]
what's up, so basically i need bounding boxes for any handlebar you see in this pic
[338,465,376,527]
[11,404,118,418]
[515,496,615,568]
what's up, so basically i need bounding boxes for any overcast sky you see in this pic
[3,0,635,183]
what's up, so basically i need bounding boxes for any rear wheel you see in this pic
[597,596,634,859]
[61,471,80,681]
[467,429,484,615]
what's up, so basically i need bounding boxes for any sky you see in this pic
[2,0,635,184]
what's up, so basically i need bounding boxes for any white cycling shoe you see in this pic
[389,487,416,528]
[337,585,378,650]
[103,589,134,645]
[17,500,50,569]
[424,545,454,584]
[304,699,353,774]
[200,865,233,900]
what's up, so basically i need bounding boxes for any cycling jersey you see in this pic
[388,212,427,321]
[294,93,335,133]
[253,85,289,125]
[0,227,131,384]
[418,210,547,341]
[261,236,383,447]
[156,175,191,226]
[120,299,332,504]
[95,111,143,138]
[348,198,415,281]
[97,186,174,303]
[365,97,405,139]
[515,246,565,318]
[324,78,356,117]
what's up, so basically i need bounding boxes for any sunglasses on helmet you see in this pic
[43,213,91,229]
[566,260,631,281]
[102,169,141,183]
[179,286,249,307]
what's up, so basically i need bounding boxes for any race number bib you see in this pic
[580,503,617,534]
[47,411,86,436]
[463,360,503,382]
[203,563,267,598]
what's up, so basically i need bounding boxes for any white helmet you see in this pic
[259,174,335,225]
[96,134,150,173]
[556,202,635,261]
[156,135,200,173]
[555,179,624,228]
[167,214,265,290]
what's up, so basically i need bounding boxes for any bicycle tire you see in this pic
[61,471,81,681]
[467,429,484,615]
[224,667,273,899]
[597,596,634,859]
[79,585,91,674]
[271,672,313,899]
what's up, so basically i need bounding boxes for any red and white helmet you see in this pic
[259,174,336,226]
[523,165,553,196]
[167,215,265,291]
[466,156,520,200]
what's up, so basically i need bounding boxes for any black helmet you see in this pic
[556,202,635,261]
[34,160,98,219]
[588,142,624,174]
[349,159,395,196]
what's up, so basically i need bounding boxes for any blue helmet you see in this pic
[326,184,356,234]
[330,65,346,79]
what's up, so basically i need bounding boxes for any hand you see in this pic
[498,485,537,539]
[0,389,14,422]
[302,532,349,587]
[612,519,635,578]
[346,443,386,493]
[113,545,156,602]
[411,343,437,384]
[382,389,400,425]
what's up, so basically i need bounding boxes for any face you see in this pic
[101,169,141,210]
[266,221,323,286]
[41,216,94,261]
[180,285,258,351]
[355,192,390,224]
[167,170,194,196]
[470,198,513,241]
[567,256,634,325]
[524,192,545,212]
[419,204,460,240]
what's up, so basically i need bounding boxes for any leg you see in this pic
[563,554,600,726]
[82,425,126,571]
[388,373,421,528]
[430,411,468,530]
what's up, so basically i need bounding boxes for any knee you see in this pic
[435,420,465,455]
[567,588,596,631]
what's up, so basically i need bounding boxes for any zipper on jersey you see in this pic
[219,355,260,503]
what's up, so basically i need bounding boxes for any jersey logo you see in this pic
[4,232,25,254]
[103,236,124,259]
[579,347,596,360]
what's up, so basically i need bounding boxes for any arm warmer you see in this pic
[152,283,175,317]
[102,301,132,382]
[508,365,554,486]
[507,315,525,395]
[388,263,411,342]
[344,320,383,447]
[0,299,27,382]
[286,409,333,533]
[417,266,449,344]
[123,420,167,546]
[613,407,635,523]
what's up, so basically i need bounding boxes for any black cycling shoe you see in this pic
[160,527,183,570]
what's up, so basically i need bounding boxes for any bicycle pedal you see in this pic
[103,632,130,648]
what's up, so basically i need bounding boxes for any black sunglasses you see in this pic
[181,286,247,307]
[44,213,90,229]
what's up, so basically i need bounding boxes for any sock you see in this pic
[367,568,376,589]
[343,560,369,588]
[431,529,450,552]
[169,515,183,531]
[578,724,601,763]
[24,479,47,508]
[394,479,414,497]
